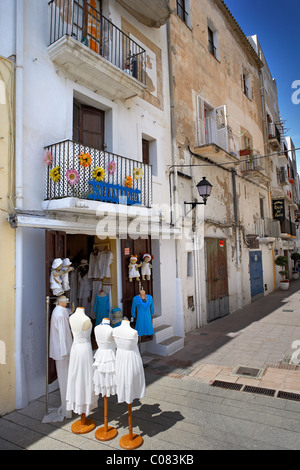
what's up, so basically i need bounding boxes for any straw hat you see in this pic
[79,259,88,267]
[55,295,70,305]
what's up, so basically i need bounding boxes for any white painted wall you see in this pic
[3,0,177,405]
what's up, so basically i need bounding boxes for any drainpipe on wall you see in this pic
[231,168,242,309]
[166,15,185,337]
[15,0,28,409]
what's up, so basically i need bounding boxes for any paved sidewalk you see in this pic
[0,282,300,451]
[145,280,300,394]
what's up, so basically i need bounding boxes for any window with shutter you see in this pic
[73,99,105,150]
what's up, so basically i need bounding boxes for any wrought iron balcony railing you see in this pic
[48,0,146,84]
[44,140,152,208]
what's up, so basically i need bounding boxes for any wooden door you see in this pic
[121,237,153,320]
[46,230,67,384]
[206,238,229,323]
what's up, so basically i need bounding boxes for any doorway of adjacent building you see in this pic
[206,237,229,323]
[249,250,264,300]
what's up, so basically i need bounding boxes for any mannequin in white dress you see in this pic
[66,307,98,434]
[112,319,145,449]
[93,318,118,441]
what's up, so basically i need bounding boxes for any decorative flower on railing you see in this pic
[49,166,61,182]
[92,167,106,182]
[133,167,143,180]
[107,160,116,175]
[44,151,53,166]
[124,175,133,188]
[66,169,79,186]
[78,151,92,167]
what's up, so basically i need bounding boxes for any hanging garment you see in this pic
[77,273,92,314]
[131,295,155,337]
[113,332,145,404]
[88,252,101,279]
[94,293,110,326]
[93,324,117,398]
[66,324,98,416]
[90,280,102,319]
[98,250,113,279]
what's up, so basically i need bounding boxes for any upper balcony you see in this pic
[48,0,147,100]
[43,140,152,213]
[115,0,171,28]
[194,115,240,167]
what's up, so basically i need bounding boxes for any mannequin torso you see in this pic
[69,307,91,333]
[94,318,114,343]
[112,319,137,339]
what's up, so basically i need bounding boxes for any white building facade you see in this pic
[3,0,185,410]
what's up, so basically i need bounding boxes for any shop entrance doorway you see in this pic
[121,237,153,320]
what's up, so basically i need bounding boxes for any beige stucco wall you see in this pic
[168,0,269,330]
[0,56,16,416]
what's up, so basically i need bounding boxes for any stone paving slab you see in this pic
[1,373,300,451]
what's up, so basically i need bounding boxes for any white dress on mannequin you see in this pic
[66,308,98,416]
[112,320,145,404]
[93,318,117,398]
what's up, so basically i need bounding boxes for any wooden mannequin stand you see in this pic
[71,413,96,434]
[95,396,118,441]
[119,404,143,450]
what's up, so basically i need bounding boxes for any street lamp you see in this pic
[184,177,213,210]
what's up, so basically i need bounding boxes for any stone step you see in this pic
[146,334,184,356]
[153,324,174,343]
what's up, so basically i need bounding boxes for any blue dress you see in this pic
[94,294,110,326]
[131,295,154,336]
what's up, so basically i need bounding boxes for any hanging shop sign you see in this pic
[272,199,285,221]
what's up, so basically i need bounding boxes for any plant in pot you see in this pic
[275,256,290,290]
[291,252,300,280]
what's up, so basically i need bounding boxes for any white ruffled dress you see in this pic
[93,338,117,398]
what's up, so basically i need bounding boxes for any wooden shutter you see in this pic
[196,95,205,146]
[73,100,105,150]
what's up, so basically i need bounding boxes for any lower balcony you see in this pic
[43,140,152,210]
[254,217,281,238]
[240,157,270,186]
[280,218,297,238]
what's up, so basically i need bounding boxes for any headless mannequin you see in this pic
[69,307,91,332]
[98,287,106,297]
[94,318,118,441]
[139,288,146,300]
[68,308,95,434]
[113,319,143,449]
